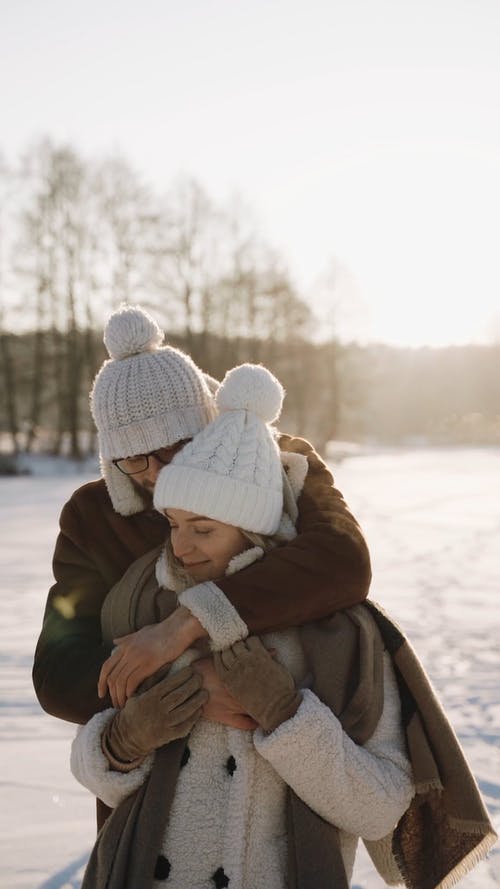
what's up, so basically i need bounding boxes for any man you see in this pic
[33,304,372,729]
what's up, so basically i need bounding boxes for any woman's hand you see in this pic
[102,666,208,769]
[98,607,206,707]
[214,637,302,732]
[192,656,258,730]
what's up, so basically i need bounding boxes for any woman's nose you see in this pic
[171,530,194,559]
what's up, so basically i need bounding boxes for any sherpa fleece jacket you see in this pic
[33,434,372,725]
[71,630,414,889]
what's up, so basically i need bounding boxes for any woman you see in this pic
[71,364,495,889]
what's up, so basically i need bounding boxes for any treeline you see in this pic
[349,343,500,447]
[1,327,499,458]
[0,326,343,457]
[0,140,498,457]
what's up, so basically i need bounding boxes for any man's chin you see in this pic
[130,478,154,509]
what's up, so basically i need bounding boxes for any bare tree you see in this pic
[91,156,156,317]
[16,142,91,456]
[0,309,19,453]
[0,156,21,454]
[150,177,220,349]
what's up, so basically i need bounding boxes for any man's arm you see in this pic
[33,497,113,724]
[33,480,169,725]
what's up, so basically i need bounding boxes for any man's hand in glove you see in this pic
[214,637,302,734]
[102,666,208,771]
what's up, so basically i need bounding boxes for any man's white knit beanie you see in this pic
[154,364,285,535]
[90,304,217,515]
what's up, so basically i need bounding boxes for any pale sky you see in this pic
[2,0,500,347]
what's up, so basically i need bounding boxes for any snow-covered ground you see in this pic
[0,447,498,889]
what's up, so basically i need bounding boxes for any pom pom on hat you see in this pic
[216,363,284,424]
[104,304,164,360]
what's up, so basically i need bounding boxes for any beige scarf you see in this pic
[82,547,496,889]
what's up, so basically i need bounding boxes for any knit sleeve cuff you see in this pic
[178,580,248,651]
[70,708,154,809]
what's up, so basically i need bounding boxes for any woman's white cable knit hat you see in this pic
[90,305,217,515]
[154,364,285,534]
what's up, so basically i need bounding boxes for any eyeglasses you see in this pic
[112,442,190,476]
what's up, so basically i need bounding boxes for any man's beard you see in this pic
[130,477,154,509]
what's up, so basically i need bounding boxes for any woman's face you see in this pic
[164,508,249,582]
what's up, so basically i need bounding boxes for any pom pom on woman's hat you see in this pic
[216,363,284,424]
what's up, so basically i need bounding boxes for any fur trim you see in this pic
[250,452,305,540]
[178,581,249,651]
[101,457,146,517]
[155,541,192,594]
[226,546,264,574]
[275,511,297,542]
[281,450,308,505]
[70,708,154,809]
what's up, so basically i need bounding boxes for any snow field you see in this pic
[0,449,498,888]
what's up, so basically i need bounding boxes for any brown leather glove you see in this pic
[102,666,208,771]
[214,637,302,733]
